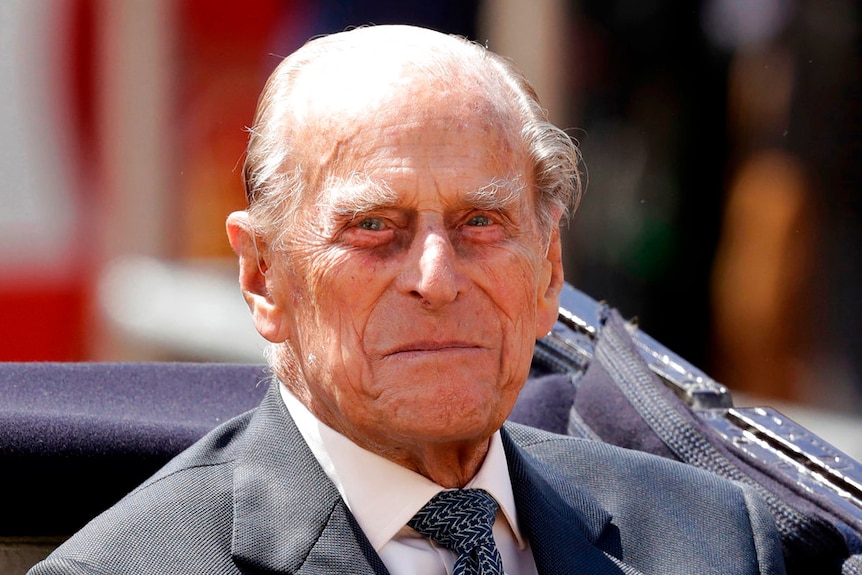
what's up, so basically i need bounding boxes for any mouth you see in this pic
[382,341,483,359]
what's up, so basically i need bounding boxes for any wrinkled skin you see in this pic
[227,43,564,486]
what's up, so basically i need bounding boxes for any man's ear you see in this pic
[226,211,291,343]
[535,225,564,339]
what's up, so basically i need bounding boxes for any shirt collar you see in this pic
[280,385,527,552]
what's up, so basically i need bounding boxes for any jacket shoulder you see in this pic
[29,411,258,575]
[503,422,786,575]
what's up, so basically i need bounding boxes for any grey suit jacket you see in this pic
[29,381,786,575]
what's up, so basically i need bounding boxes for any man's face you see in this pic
[262,77,560,455]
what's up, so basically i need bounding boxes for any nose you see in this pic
[399,227,461,308]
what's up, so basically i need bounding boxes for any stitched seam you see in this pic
[128,459,235,497]
[54,557,115,575]
[597,311,818,544]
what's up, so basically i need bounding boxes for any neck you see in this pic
[379,438,493,488]
[330,415,494,487]
[289,382,497,487]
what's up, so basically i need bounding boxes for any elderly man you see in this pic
[30,25,785,575]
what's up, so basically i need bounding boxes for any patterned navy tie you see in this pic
[408,488,505,575]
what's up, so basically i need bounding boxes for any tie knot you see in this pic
[408,488,499,554]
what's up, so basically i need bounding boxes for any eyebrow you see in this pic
[321,174,401,218]
[321,174,527,219]
[461,177,526,213]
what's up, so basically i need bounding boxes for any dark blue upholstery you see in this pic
[0,363,270,536]
[508,373,576,436]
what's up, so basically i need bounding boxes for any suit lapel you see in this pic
[231,382,389,575]
[501,426,642,575]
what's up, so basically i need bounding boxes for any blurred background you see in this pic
[1,0,860,452]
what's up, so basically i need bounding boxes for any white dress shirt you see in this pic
[281,386,539,575]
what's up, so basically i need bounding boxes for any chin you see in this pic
[387,395,510,442]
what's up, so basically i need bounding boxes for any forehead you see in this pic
[317,106,530,214]
[290,60,529,210]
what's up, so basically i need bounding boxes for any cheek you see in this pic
[291,243,383,304]
[474,249,541,328]
[287,261,381,407]
[289,248,395,361]
[475,250,543,373]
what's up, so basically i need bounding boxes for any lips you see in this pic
[381,341,483,359]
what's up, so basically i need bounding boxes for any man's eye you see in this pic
[466,215,492,227]
[357,217,385,231]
